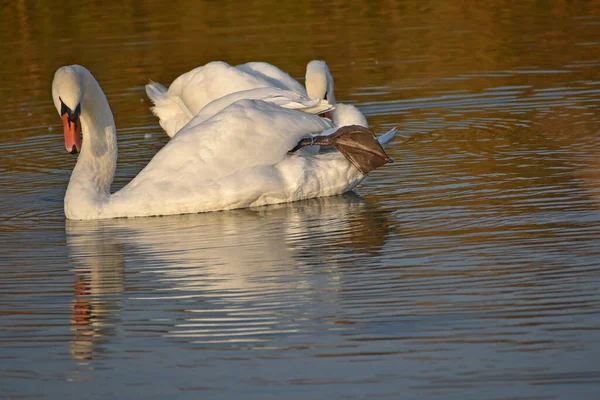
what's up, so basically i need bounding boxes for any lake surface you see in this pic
[2,1,600,399]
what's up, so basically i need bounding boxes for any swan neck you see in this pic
[326,74,336,105]
[65,68,118,219]
[306,61,335,103]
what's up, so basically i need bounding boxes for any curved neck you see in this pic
[65,68,118,219]
[325,75,336,105]
[306,61,336,104]
[305,61,337,122]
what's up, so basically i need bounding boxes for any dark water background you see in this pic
[1,1,600,399]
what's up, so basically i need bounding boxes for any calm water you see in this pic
[2,1,600,399]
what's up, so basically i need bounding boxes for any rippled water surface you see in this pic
[2,1,600,399]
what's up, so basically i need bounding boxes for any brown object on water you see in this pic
[290,125,393,175]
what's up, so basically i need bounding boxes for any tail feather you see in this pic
[145,81,194,137]
[145,81,168,103]
[295,98,334,115]
[378,127,398,148]
[275,98,334,115]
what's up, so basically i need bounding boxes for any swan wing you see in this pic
[181,87,333,131]
[146,61,278,136]
[236,62,307,96]
[106,101,395,218]
[119,99,333,193]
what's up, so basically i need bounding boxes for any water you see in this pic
[2,1,600,399]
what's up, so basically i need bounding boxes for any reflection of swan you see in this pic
[66,223,124,360]
[65,194,390,347]
[147,60,368,137]
[52,65,395,220]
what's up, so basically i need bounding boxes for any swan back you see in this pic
[147,60,340,138]
[181,87,332,132]
[168,61,273,115]
[116,100,334,199]
[236,62,307,95]
[146,61,290,137]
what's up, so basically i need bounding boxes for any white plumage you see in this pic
[146,60,368,137]
[52,65,396,220]
[146,61,321,137]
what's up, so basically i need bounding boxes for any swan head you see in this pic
[52,66,84,154]
[306,60,335,103]
[331,103,368,128]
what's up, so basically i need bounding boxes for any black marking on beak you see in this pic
[59,97,81,123]
[69,145,78,155]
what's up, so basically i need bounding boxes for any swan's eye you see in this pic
[59,97,81,123]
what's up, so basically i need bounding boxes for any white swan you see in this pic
[146,61,331,137]
[53,65,396,220]
[146,60,367,137]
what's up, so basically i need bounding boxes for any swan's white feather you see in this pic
[108,100,365,218]
[236,61,307,95]
[147,61,300,137]
[179,87,333,132]
[145,80,194,137]
[54,65,395,220]
[146,60,357,138]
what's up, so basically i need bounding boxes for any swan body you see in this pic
[146,61,324,137]
[147,60,367,137]
[53,65,396,220]
[236,61,307,95]
[175,87,333,133]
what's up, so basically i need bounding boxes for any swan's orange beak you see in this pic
[62,113,81,154]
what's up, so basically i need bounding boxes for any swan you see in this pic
[146,60,366,137]
[146,61,330,137]
[53,65,396,220]
[239,60,366,128]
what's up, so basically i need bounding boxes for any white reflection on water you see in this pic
[65,194,390,354]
